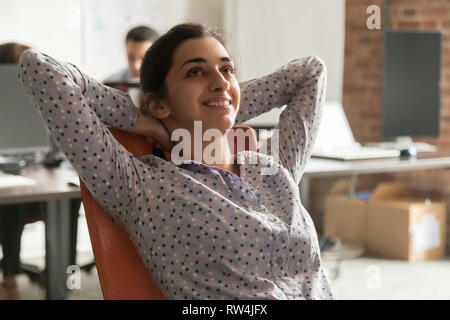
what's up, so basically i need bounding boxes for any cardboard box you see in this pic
[324,182,447,262]
[367,183,446,262]
[324,196,367,246]
[323,178,369,246]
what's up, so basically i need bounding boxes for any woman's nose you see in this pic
[208,70,230,92]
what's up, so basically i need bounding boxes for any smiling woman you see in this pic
[18,22,333,299]
[139,24,241,174]
[147,38,240,173]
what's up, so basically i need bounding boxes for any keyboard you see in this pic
[0,171,37,188]
[312,145,400,161]
[372,141,437,153]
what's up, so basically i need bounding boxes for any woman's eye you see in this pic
[222,66,235,75]
[187,68,203,77]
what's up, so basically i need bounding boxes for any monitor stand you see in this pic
[0,155,27,174]
[42,151,65,168]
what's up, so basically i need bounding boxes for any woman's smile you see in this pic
[201,96,233,110]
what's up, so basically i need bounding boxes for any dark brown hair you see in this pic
[126,25,160,43]
[139,23,227,115]
[0,42,31,64]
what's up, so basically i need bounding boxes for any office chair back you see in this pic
[80,125,258,300]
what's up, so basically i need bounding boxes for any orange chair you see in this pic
[80,125,258,300]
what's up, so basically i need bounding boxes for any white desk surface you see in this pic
[2,153,450,204]
[304,152,450,178]
[0,166,80,205]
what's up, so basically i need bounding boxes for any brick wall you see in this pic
[310,0,450,252]
[344,0,450,146]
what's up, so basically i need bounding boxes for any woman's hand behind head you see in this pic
[134,111,173,151]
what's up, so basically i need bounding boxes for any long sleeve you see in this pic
[18,49,151,230]
[236,56,327,185]
[17,51,336,300]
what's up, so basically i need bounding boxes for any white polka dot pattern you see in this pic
[18,49,335,299]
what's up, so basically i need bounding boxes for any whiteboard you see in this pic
[82,0,168,79]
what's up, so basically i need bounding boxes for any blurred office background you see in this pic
[1,0,450,299]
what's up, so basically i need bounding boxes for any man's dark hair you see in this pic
[126,26,160,43]
[139,23,227,115]
[0,42,31,64]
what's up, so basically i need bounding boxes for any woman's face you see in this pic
[160,36,240,134]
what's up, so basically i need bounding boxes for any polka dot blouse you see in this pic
[18,49,335,300]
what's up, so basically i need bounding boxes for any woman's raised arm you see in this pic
[18,49,158,230]
[236,56,327,185]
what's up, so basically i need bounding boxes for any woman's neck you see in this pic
[177,130,238,176]
[200,133,238,176]
[168,126,240,176]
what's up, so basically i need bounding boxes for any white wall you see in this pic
[0,0,84,66]
[0,0,344,103]
[186,0,225,28]
[221,0,345,126]
[225,0,345,103]
[0,0,192,80]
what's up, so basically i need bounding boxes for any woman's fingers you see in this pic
[159,139,174,152]
[136,113,173,151]
[147,136,171,151]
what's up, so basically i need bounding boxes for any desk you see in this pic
[0,166,81,300]
[5,153,450,298]
[301,152,450,209]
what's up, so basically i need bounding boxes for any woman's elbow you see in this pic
[309,55,327,77]
[18,48,37,67]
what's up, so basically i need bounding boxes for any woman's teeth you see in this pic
[205,101,230,107]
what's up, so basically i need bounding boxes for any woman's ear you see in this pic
[143,92,171,120]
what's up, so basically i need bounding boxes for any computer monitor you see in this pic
[0,64,49,155]
[382,30,442,139]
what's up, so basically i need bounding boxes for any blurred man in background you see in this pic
[104,25,159,83]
